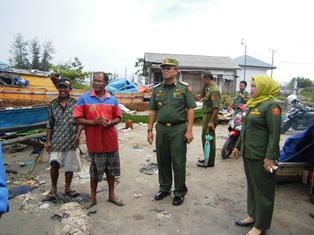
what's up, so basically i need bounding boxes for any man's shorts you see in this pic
[89,151,120,182]
[49,149,81,172]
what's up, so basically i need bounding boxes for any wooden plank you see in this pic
[1,133,46,146]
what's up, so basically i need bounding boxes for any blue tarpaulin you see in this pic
[279,120,314,163]
[106,78,154,93]
[106,78,139,93]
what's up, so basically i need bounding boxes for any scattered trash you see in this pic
[5,169,18,174]
[132,214,144,220]
[133,193,142,199]
[139,163,158,175]
[146,154,152,162]
[39,203,50,209]
[150,207,164,213]
[157,211,171,222]
[26,180,35,186]
[133,143,144,151]
[87,210,97,216]
[8,185,37,199]
[79,173,90,179]
[51,212,70,222]
[18,161,35,167]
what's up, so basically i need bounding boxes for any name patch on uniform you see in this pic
[251,111,261,115]
[272,107,280,116]
[174,91,182,95]
[156,94,164,97]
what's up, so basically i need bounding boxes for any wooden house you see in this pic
[144,52,241,94]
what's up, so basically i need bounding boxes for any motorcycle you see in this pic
[221,104,246,159]
[281,102,314,134]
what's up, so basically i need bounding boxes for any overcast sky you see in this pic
[1,0,313,83]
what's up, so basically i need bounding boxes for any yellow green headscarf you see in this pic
[246,75,280,108]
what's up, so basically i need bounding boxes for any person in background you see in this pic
[227,80,250,115]
[0,142,10,219]
[197,71,221,168]
[147,58,196,206]
[73,72,124,209]
[232,75,281,235]
[46,78,83,199]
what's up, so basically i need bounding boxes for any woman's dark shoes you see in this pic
[154,191,170,200]
[235,219,255,227]
[198,159,205,163]
[197,163,214,168]
[172,196,184,206]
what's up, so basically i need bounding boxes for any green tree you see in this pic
[50,57,92,89]
[9,33,30,69]
[29,37,41,69]
[40,39,55,71]
[134,58,148,77]
[288,77,313,88]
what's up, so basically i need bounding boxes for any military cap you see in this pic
[160,58,179,67]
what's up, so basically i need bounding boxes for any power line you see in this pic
[276,60,314,68]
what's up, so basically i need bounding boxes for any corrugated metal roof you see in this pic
[145,52,241,70]
[233,55,276,69]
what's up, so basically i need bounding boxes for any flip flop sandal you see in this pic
[65,190,79,197]
[82,201,97,209]
[107,198,125,206]
[46,191,57,200]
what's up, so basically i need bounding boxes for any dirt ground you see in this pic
[0,122,313,235]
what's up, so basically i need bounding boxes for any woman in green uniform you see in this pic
[232,75,281,235]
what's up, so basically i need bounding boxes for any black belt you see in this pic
[158,121,185,127]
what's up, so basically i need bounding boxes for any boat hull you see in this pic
[0,106,48,134]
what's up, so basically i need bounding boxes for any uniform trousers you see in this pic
[155,122,187,197]
[243,157,276,230]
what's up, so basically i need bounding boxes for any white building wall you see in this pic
[236,66,268,92]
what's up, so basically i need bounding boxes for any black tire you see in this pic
[221,136,237,159]
[281,121,292,134]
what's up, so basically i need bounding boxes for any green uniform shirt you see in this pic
[233,90,250,106]
[236,99,281,160]
[202,83,221,117]
[149,79,196,122]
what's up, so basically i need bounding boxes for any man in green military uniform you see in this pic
[147,58,196,206]
[197,71,221,168]
[227,80,250,115]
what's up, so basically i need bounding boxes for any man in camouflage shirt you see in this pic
[45,79,83,199]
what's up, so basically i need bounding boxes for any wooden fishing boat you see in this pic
[0,68,86,107]
[0,105,48,135]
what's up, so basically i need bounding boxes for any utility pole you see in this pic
[269,48,277,77]
[241,39,247,81]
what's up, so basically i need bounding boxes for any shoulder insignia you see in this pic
[188,86,192,92]
[272,107,280,116]
[178,81,189,86]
